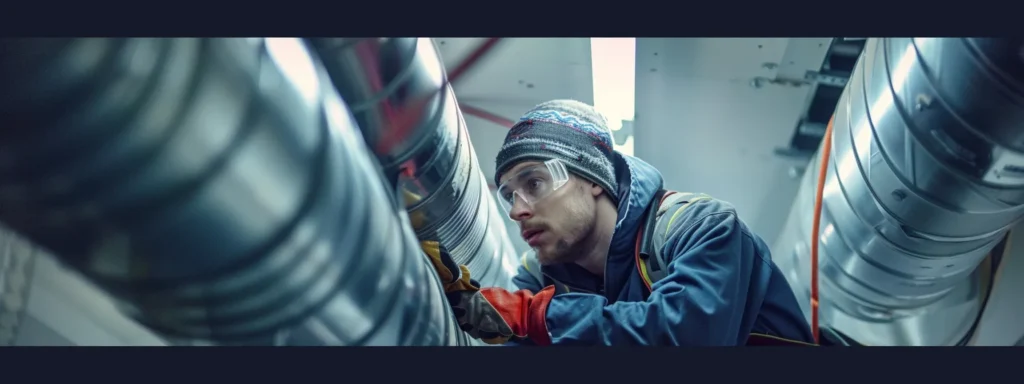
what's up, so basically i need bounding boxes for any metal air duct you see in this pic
[308,38,520,291]
[0,38,469,346]
[772,38,1024,346]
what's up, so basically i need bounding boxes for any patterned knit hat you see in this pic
[494,99,618,204]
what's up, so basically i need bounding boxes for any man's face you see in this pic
[497,161,597,266]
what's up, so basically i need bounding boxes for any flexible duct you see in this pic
[0,38,469,345]
[308,38,520,291]
[772,38,1024,346]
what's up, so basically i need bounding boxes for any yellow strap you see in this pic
[638,253,654,289]
[641,193,711,290]
[663,196,711,237]
[639,192,818,347]
[748,333,819,346]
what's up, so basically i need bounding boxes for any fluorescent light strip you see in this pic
[590,38,636,156]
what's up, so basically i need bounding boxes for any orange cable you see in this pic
[810,115,834,345]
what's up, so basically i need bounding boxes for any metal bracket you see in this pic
[804,71,850,87]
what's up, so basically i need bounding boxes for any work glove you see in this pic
[420,240,479,293]
[420,240,556,345]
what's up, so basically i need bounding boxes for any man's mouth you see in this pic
[521,229,544,245]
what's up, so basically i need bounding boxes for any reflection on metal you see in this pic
[773,38,1024,346]
[0,38,468,345]
[309,38,520,291]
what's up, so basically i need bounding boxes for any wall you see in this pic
[633,38,816,244]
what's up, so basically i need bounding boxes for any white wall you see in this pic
[633,38,815,243]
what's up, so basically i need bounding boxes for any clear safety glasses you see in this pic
[496,159,570,219]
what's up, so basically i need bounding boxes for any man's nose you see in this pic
[509,193,533,221]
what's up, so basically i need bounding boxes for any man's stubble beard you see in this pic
[537,193,596,266]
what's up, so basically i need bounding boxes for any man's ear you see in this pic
[590,182,603,198]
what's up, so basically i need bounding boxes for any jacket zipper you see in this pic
[601,251,610,299]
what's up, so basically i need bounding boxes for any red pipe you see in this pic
[375,38,504,155]
[447,38,502,84]
[460,104,516,129]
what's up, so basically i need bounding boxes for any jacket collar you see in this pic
[608,153,665,262]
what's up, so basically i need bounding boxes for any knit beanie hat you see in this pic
[494,99,619,204]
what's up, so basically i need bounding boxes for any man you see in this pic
[424,99,815,346]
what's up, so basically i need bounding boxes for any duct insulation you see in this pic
[308,38,521,291]
[0,38,471,346]
[772,38,1024,346]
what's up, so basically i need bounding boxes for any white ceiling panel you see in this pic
[638,38,790,82]
[436,38,597,187]
[435,38,594,107]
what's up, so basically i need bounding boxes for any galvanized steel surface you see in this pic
[309,38,520,291]
[0,38,468,345]
[773,38,1024,346]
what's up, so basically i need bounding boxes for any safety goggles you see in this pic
[496,159,570,219]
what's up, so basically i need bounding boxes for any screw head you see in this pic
[891,189,907,202]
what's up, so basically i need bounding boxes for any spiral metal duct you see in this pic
[308,38,520,290]
[0,38,469,346]
[773,38,1024,346]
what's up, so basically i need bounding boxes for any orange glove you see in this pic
[420,240,554,345]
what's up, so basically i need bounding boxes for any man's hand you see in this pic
[449,285,556,345]
[420,240,556,345]
[420,240,479,293]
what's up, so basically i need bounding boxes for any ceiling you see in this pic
[435,38,595,189]
[437,37,827,246]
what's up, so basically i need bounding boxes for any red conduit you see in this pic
[460,104,516,129]
[375,38,504,156]
[446,38,502,85]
